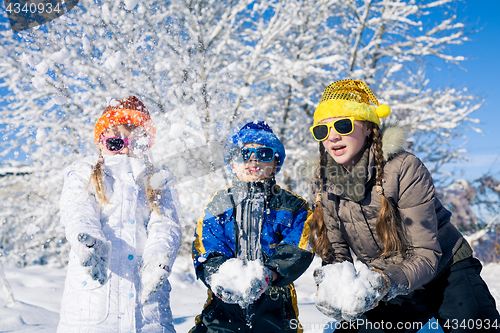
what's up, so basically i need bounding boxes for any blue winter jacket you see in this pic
[193,177,314,287]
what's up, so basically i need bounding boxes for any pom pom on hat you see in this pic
[376,104,391,118]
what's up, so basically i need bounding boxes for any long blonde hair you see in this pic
[310,124,407,260]
[90,127,162,215]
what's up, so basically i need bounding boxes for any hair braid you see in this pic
[144,155,162,215]
[372,125,407,257]
[310,143,335,262]
[90,151,112,206]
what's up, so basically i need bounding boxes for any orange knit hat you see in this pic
[94,96,156,147]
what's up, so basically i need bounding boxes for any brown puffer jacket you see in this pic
[313,127,471,294]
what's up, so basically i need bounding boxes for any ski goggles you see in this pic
[101,136,151,153]
[230,146,278,163]
[309,117,363,141]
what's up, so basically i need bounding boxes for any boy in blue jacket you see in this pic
[190,121,314,332]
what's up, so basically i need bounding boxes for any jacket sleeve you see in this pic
[142,169,182,272]
[60,160,105,254]
[265,199,315,286]
[192,193,235,272]
[373,154,442,293]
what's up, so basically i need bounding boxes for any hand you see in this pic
[365,269,390,310]
[244,266,272,304]
[140,256,171,305]
[340,269,390,321]
[314,267,342,320]
[77,233,111,285]
[314,262,390,321]
[209,259,272,309]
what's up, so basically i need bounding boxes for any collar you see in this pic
[326,144,371,202]
[102,154,147,182]
[231,176,276,198]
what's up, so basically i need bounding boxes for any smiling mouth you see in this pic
[246,166,262,173]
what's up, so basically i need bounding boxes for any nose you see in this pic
[327,126,341,141]
[120,142,131,156]
[248,152,258,161]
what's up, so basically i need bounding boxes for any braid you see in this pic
[372,125,407,257]
[310,143,334,262]
[372,126,385,186]
[144,155,162,215]
[90,151,112,206]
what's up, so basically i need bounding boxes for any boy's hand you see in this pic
[245,266,272,303]
[208,259,272,308]
[77,233,111,285]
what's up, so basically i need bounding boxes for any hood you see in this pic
[381,126,407,162]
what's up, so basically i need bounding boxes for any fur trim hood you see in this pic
[381,126,408,162]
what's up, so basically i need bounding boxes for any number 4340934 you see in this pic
[5,2,62,14]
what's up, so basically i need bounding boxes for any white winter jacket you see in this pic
[58,154,181,333]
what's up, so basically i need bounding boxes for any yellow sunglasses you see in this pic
[309,117,364,141]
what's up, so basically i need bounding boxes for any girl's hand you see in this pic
[140,255,171,305]
[314,267,342,320]
[314,262,390,321]
[77,233,111,285]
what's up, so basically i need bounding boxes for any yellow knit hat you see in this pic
[313,79,391,126]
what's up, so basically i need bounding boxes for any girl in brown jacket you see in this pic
[309,79,500,332]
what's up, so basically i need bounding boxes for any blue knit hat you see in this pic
[224,121,286,175]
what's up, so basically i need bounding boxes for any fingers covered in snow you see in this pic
[208,259,272,309]
[77,233,111,285]
[313,267,325,286]
[314,261,391,321]
[140,254,171,305]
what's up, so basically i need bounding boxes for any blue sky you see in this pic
[431,0,500,181]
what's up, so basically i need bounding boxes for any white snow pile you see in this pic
[315,261,387,321]
[207,258,269,309]
[2,256,500,332]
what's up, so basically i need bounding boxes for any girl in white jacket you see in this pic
[58,96,181,333]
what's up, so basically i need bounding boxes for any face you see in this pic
[98,124,149,158]
[230,143,278,182]
[320,118,372,169]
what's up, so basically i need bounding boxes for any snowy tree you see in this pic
[0,0,482,265]
[436,176,500,263]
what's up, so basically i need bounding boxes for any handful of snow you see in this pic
[140,254,171,305]
[77,233,111,285]
[208,259,271,309]
[314,261,389,321]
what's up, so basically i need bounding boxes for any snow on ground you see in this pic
[1,256,499,333]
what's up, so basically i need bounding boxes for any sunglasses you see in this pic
[309,117,363,141]
[230,146,277,163]
[101,136,151,153]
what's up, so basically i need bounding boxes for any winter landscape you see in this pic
[1,0,500,332]
[1,255,499,332]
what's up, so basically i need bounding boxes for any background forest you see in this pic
[0,0,499,266]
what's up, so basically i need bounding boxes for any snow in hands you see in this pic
[77,233,111,285]
[208,258,271,309]
[314,261,389,321]
[140,254,172,305]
